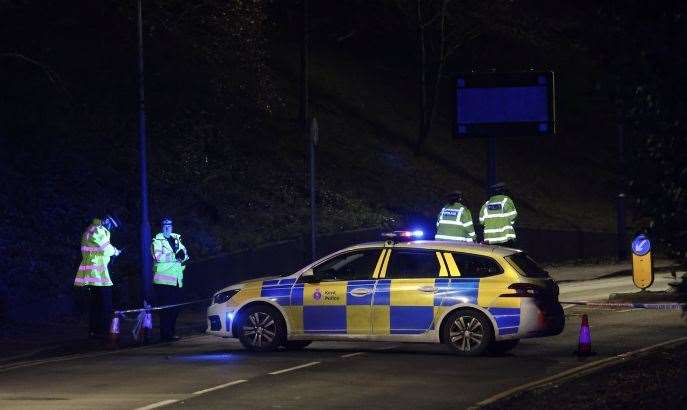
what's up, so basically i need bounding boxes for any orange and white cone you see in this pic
[106,315,120,349]
[575,314,594,356]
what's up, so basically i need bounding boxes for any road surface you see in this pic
[1,273,684,410]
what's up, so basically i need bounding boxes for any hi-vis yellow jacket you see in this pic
[479,195,518,244]
[435,202,476,242]
[151,232,189,287]
[74,219,117,287]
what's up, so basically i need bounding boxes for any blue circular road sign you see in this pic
[631,234,651,256]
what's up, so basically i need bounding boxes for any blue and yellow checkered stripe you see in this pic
[257,277,520,336]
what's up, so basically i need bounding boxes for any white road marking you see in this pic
[268,361,320,375]
[134,399,179,410]
[340,352,365,358]
[192,379,247,395]
[471,335,687,409]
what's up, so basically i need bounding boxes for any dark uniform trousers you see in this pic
[88,286,113,335]
[155,284,182,339]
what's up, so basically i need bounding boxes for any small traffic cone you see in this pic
[106,315,120,349]
[574,314,595,356]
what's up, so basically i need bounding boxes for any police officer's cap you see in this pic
[490,182,506,190]
[103,214,121,229]
[161,217,173,226]
[445,190,463,203]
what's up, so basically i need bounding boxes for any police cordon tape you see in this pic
[114,298,211,315]
[108,298,211,346]
[561,301,686,310]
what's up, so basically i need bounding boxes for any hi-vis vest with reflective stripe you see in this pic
[479,195,518,244]
[74,219,116,287]
[151,232,188,287]
[435,202,475,242]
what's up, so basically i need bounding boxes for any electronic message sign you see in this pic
[455,71,556,138]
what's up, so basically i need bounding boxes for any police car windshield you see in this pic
[507,253,549,278]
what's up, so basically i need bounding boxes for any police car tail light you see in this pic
[500,283,541,298]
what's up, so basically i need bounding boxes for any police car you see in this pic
[207,231,564,356]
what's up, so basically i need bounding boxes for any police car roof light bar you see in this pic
[381,230,424,242]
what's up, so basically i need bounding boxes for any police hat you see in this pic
[490,182,507,195]
[445,190,463,203]
[102,214,121,230]
[161,217,173,226]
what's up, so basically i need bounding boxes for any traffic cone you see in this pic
[574,314,594,356]
[106,315,120,349]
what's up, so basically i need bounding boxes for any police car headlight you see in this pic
[213,289,240,304]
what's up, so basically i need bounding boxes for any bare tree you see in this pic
[394,0,518,154]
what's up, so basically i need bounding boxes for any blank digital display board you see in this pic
[455,71,556,138]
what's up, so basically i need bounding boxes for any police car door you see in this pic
[296,249,382,336]
[371,249,441,336]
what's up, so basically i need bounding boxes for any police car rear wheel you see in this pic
[237,306,285,352]
[442,309,493,356]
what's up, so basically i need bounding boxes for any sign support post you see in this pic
[487,136,496,195]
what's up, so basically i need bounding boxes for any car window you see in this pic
[452,253,503,278]
[506,252,549,278]
[310,249,382,281]
[385,250,439,279]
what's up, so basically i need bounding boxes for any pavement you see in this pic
[545,258,678,282]
[0,258,682,366]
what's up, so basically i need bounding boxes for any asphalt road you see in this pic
[1,277,685,410]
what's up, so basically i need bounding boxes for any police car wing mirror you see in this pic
[317,268,338,281]
[301,275,319,284]
[300,269,319,283]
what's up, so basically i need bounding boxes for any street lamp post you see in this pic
[137,0,152,303]
[310,118,318,261]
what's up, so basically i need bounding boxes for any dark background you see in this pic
[1,0,685,321]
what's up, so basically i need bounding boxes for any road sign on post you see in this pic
[631,234,653,289]
[454,71,556,194]
[309,117,318,261]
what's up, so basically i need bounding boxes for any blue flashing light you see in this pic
[382,230,425,241]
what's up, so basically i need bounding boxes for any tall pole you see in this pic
[310,118,318,261]
[300,0,309,128]
[301,0,314,260]
[617,123,626,260]
[137,0,152,303]
[486,136,496,194]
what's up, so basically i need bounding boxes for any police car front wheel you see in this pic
[237,305,286,352]
[442,309,494,356]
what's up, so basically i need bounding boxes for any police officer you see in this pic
[151,218,189,341]
[435,191,476,242]
[479,182,518,246]
[74,215,121,337]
